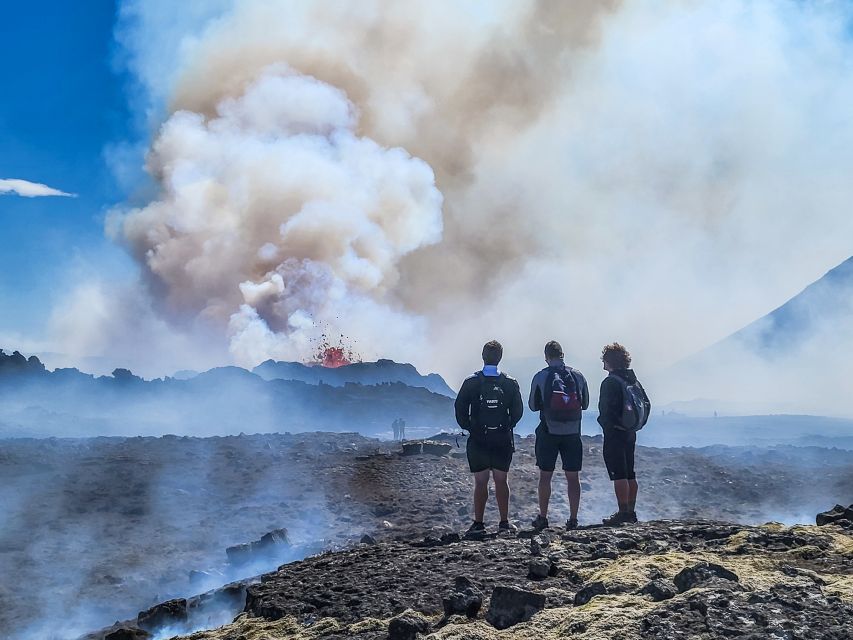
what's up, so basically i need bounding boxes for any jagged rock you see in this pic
[442,576,482,618]
[673,561,739,593]
[360,534,377,545]
[527,558,552,580]
[574,581,607,605]
[104,628,151,640]
[137,598,187,632]
[401,442,423,455]
[421,441,452,456]
[638,579,677,602]
[816,503,853,529]
[486,585,546,629]
[388,611,430,640]
[226,528,290,565]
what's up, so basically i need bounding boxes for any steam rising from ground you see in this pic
[57,1,853,406]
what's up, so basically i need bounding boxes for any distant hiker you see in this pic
[528,341,589,531]
[398,418,406,441]
[392,418,400,441]
[598,342,651,526]
[454,340,523,536]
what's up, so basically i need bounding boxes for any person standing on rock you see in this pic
[392,418,400,441]
[529,340,590,531]
[398,417,406,441]
[454,340,524,536]
[598,342,651,526]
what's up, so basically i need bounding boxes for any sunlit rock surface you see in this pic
[165,519,853,639]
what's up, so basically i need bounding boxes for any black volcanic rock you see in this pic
[573,580,607,605]
[388,611,430,639]
[137,598,187,632]
[637,579,677,601]
[673,561,740,593]
[17,433,853,640]
[226,528,290,566]
[485,585,546,629]
[104,628,151,640]
[817,503,853,529]
[441,576,482,619]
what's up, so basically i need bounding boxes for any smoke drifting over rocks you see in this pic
[36,431,850,640]
[61,0,852,402]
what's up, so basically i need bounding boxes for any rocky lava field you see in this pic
[0,431,851,639]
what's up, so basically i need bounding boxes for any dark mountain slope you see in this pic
[253,359,455,397]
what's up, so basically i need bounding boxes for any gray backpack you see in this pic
[612,375,650,432]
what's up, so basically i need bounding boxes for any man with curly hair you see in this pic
[598,342,651,526]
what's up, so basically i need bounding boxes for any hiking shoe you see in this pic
[601,512,628,526]
[531,514,549,531]
[465,521,486,538]
[625,511,638,524]
[498,520,518,534]
[566,518,578,531]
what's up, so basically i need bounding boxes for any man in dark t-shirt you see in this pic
[454,340,523,536]
[598,342,651,526]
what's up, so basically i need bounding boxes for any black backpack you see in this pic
[476,373,511,432]
[612,375,650,432]
[544,366,583,423]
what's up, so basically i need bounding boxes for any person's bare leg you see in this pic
[493,469,510,522]
[613,479,630,512]
[564,471,581,520]
[627,479,638,512]
[473,470,490,522]
[538,470,553,518]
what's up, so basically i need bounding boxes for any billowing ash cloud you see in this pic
[107,65,442,364]
[64,0,853,400]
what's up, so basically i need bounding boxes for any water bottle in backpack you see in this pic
[544,367,583,423]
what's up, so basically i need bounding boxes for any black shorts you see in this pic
[535,425,582,472]
[466,433,513,473]
[603,428,637,480]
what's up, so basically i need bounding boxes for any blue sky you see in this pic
[0,1,135,340]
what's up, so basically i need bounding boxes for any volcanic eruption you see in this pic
[309,334,361,368]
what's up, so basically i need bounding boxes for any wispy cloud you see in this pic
[0,178,76,198]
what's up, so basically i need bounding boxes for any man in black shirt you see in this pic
[598,342,651,525]
[454,340,523,536]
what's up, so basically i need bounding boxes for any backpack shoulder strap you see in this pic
[476,371,485,396]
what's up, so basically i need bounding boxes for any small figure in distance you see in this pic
[529,340,590,531]
[398,417,406,441]
[598,342,651,526]
[392,418,400,441]
[454,340,524,537]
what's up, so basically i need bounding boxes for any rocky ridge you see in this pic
[165,516,853,640]
[6,432,852,639]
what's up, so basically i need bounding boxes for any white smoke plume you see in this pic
[84,0,853,407]
[107,65,443,365]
